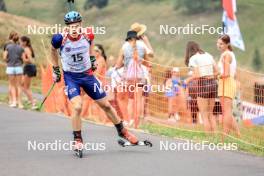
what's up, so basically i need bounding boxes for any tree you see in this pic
[0,0,7,12]
[84,0,108,10]
[252,48,262,72]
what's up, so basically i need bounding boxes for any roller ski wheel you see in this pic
[118,139,153,147]
[74,148,83,158]
[73,139,83,158]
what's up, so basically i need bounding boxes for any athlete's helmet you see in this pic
[64,11,82,25]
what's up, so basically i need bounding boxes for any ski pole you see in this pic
[37,82,56,111]
[67,0,75,11]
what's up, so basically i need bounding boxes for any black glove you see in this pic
[52,66,61,82]
[90,56,97,71]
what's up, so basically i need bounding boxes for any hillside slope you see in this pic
[0,12,50,65]
[3,0,264,71]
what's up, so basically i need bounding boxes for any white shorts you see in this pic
[6,66,23,75]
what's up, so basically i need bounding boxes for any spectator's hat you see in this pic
[126,30,138,41]
[130,22,147,36]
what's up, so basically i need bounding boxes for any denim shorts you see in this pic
[6,66,23,75]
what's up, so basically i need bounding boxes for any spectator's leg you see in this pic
[168,97,174,118]
[8,84,12,105]
[197,97,210,132]
[135,87,143,127]
[208,98,217,132]
[231,117,241,137]
[22,75,34,105]
[9,75,16,105]
[16,74,23,107]
[221,97,233,135]
[117,91,129,122]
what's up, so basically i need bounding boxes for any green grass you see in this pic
[0,93,8,102]
[0,12,51,67]
[0,92,42,111]
[141,123,264,156]
[2,0,264,71]
[0,79,42,109]
[0,74,42,94]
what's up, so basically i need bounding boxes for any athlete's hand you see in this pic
[52,66,61,82]
[90,56,97,71]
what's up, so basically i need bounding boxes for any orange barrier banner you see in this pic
[41,63,264,129]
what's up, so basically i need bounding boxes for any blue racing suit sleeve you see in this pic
[51,34,63,49]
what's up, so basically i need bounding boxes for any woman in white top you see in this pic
[185,41,218,133]
[217,34,240,137]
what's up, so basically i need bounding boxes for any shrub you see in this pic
[84,0,109,10]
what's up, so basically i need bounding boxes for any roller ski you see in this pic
[73,138,83,158]
[118,139,153,147]
[118,128,153,147]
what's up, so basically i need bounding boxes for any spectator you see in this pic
[217,34,241,137]
[81,44,108,122]
[130,23,153,119]
[3,31,25,108]
[20,36,37,109]
[165,67,190,122]
[141,64,151,118]
[3,32,15,50]
[116,30,150,127]
[110,65,129,124]
[94,44,107,84]
[186,70,199,123]
[3,32,16,105]
[185,41,218,132]
[93,44,108,122]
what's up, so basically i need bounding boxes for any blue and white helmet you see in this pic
[64,11,82,25]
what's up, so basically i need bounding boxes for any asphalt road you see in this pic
[0,104,263,176]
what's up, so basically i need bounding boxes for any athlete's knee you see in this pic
[71,97,83,113]
[73,103,82,112]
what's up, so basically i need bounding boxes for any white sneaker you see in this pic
[129,120,134,127]
[174,113,180,121]
[168,118,176,123]
[31,105,38,110]
[9,103,17,108]
[18,104,24,109]
[198,113,203,124]
[123,121,129,126]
